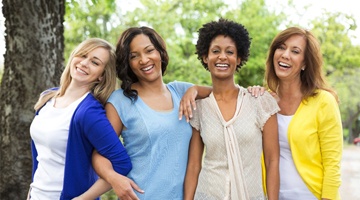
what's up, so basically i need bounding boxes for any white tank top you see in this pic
[277,113,317,200]
[29,93,88,200]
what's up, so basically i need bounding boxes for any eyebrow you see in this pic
[130,44,154,54]
[281,43,303,51]
[92,56,104,64]
[292,46,303,52]
[211,44,236,48]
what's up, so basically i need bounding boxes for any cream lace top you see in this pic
[190,86,279,200]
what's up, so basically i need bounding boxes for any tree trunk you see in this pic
[0,0,64,199]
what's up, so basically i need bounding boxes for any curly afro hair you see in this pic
[196,18,251,71]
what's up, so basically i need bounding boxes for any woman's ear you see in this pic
[237,57,241,66]
[98,76,103,81]
[203,56,208,64]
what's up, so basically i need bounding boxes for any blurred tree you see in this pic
[64,0,120,62]
[0,0,65,199]
[331,67,360,143]
[224,0,286,87]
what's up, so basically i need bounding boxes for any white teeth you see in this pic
[279,62,290,67]
[76,67,87,75]
[142,65,153,71]
[216,64,228,67]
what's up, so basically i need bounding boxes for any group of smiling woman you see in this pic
[28,18,342,200]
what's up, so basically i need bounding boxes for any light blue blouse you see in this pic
[108,81,193,200]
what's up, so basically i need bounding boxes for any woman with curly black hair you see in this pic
[184,18,280,200]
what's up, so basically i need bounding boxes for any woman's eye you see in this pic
[129,54,137,59]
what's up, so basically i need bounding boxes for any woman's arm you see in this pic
[92,103,143,199]
[262,114,280,200]
[76,103,141,200]
[318,94,343,200]
[92,151,143,199]
[184,127,204,200]
[72,179,111,200]
[179,85,212,122]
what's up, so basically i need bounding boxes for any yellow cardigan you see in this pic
[288,90,343,200]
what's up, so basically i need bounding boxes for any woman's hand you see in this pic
[247,85,266,97]
[179,86,198,122]
[109,173,143,200]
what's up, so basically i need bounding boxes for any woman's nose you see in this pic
[281,49,290,59]
[80,59,89,66]
[139,55,149,64]
[219,51,227,60]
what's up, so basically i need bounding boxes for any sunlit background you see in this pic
[0,0,359,66]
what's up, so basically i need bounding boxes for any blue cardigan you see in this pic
[31,92,132,200]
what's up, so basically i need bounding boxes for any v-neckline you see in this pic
[209,85,245,124]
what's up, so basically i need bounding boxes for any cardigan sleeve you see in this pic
[317,92,343,199]
[82,100,132,175]
[31,140,38,181]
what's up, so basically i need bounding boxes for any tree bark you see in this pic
[0,0,64,199]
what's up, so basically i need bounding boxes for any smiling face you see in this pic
[203,35,240,80]
[128,34,163,83]
[273,34,306,82]
[70,47,109,87]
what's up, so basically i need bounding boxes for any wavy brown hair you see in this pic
[265,27,339,103]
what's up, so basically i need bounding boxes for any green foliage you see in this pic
[311,12,359,73]
[224,0,286,86]
[64,0,123,62]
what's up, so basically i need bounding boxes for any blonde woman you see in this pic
[28,38,131,200]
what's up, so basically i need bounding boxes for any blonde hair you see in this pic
[34,38,117,110]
